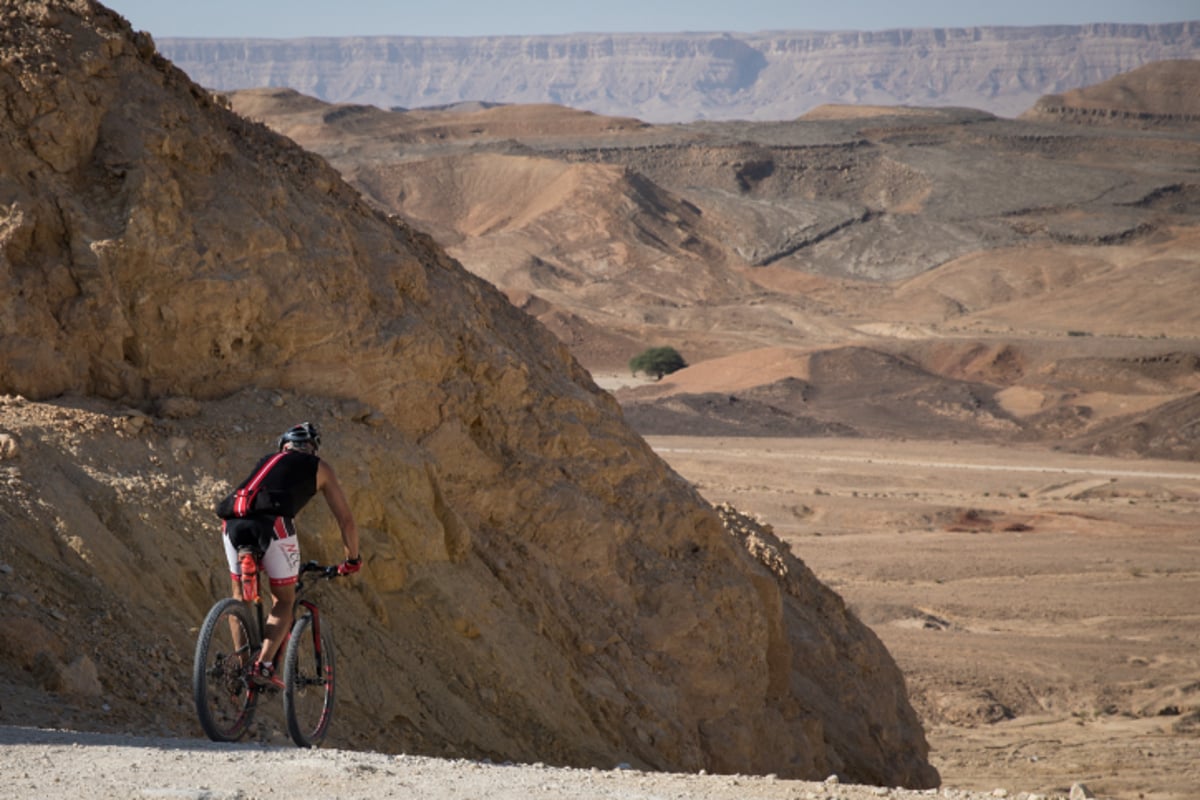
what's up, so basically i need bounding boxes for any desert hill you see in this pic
[157,24,1200,122]
[0,0,939,788]
[227,66,1200,461]
[1022,58,1200,127]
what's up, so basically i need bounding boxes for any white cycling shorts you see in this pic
[222,517,301,586]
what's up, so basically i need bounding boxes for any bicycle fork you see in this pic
[300,601,329,668]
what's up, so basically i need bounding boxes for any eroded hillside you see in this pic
[228,63,1200,460]
[0,0,938,788]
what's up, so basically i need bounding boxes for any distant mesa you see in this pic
[159,23,1200,122]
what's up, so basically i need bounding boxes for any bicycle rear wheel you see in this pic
[193,597,259,742]
[282,612,336,747]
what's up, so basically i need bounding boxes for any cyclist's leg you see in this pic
[257,518,300,666]
[220,521,249,658]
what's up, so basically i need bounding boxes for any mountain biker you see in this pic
[216,421,360,684]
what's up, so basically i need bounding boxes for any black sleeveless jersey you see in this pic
[217,450,320,519]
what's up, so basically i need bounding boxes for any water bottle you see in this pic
[239,551,259,602]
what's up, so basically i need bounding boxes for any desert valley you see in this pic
[225,65,1200,797]
[1,2,1199,799]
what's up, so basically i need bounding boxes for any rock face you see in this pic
[0,0,938,788]
[153,23,1200,122]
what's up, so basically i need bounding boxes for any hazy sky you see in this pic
[106,0,1199,38]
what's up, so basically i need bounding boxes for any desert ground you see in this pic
[0,725,1056,800]
[636,432,1200,800]
[3,430,1192,800]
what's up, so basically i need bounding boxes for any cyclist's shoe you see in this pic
[249,660,275,687]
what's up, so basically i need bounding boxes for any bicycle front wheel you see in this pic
[282,612,336,747]
[193,597,259,742]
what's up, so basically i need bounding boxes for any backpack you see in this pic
[215,452,291,519]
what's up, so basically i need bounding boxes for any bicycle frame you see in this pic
[240,557,334,693]
[296,599,328,663]
[194,557,339,745]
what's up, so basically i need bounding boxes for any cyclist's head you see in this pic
[278,421,321,453]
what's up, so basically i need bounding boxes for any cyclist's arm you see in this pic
[317,460,360,562]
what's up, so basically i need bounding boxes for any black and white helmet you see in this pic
[277,422,321,452]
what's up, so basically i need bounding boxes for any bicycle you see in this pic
[193,553,341,747]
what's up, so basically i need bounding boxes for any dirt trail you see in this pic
[0,726,1036,800]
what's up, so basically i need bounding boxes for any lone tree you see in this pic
[629,346,687,380]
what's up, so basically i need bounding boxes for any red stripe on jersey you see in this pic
[234,452,288,517]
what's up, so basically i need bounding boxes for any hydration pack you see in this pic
[215,450,318,520]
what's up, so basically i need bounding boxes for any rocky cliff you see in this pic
[154,23,1200,122]
[0,0,938,788]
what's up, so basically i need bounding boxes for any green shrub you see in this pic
[629,346,687,380]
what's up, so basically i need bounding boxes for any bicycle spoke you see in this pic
[283,614,336,747]
[193,599,259,741]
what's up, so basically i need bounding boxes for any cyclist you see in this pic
[216,421,361,684]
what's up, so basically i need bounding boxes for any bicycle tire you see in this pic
[282,612,336,747]
[193,597,260,742]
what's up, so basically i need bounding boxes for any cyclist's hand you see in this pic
[337,557,362,576]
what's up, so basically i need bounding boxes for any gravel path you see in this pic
[1,726,1046,800]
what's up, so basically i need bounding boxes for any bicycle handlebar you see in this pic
[299,561,340,580]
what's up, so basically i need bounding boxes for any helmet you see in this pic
[277,422,321,452]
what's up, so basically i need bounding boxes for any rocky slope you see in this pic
[226,65,1200,461]
[0,0,938,789]
[154,23,1200,123]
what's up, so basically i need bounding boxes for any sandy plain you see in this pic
[641,434,1200,800]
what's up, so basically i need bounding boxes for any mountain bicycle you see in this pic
[193,554,340,747]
